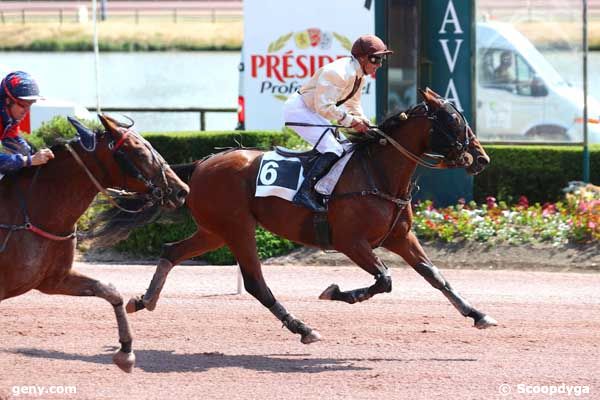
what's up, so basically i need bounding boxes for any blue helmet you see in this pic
[1,71,43,102]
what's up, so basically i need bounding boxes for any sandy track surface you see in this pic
[1,262,599,400]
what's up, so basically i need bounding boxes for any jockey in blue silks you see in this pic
[0,71,54,175]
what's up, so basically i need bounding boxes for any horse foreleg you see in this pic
[384,232,497,329]
[320,240,392,304]
[127,227,224,313]
[37,270,135,372]
[227,229,321,345]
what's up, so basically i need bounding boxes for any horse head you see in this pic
[418,88,490,175]
[68,114,189,209]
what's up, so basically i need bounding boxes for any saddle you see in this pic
[274,146,320,172]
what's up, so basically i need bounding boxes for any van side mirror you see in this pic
[531,76,548,97]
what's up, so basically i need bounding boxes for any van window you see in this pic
[478,49,540,97]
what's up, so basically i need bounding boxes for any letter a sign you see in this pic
[421,0,473,123]
[416,0,474,206]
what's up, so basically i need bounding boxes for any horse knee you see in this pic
[413,262,448,291]
[94,281,123,306]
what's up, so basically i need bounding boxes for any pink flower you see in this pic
[518,196,529,208]
[486,196,497,209]
[542,202,557,216]
[457,198,466,205]
[589,221,597,229]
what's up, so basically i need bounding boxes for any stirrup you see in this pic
[294,191,326,212]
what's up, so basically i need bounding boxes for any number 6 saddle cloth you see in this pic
[255,147,354,202]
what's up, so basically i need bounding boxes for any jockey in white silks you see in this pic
[283,34,393,212]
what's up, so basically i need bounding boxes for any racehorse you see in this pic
[127,88,497,344]
[0,114,189,372]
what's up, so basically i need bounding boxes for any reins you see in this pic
[286,105,463,170]
[65,142,152,214]
[0,168,76,250]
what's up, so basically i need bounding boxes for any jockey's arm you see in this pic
[314,69,358,128]
[1,136,54,171]
[0,152,29,173]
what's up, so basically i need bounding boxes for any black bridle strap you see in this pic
[370,127,448,169]
[65,143,151,214]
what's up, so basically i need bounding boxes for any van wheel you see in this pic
[525,125,569,141]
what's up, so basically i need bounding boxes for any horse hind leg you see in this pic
[319,240,392,304]
[38,270,135,373]
[227,229,321,345]
[127,227,224,313]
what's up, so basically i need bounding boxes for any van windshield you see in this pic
[523,48,568,87]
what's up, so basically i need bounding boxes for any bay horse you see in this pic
[0,114,189,372]
[127,88,497,344]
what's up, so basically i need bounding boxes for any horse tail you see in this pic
[171,162,199,184]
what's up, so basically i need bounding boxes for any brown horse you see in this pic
[0,115,189,372]
[127,88,496,344]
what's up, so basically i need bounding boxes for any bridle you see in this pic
[65,124,172,214]
[372,100,473,169]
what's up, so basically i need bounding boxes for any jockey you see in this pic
[0,71,54,176]
[283,34,392,212]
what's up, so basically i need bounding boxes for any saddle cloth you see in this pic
[255,150,354,201]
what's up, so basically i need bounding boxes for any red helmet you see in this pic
[351,35,393,58]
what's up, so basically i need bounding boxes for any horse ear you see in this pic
[68,116,96,151]
[98,113,119,132]
[420,87,442,108]
[426,87,442,98]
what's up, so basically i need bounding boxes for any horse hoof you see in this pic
[301,330,322,344]
[318,284,340,300]
[474,314,498,329]
[125,297,144,314]
[113,350,136,373]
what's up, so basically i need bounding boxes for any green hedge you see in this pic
[142,130,302,164]
[474,144,600,203]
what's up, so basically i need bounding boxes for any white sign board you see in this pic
[243,0,375,130]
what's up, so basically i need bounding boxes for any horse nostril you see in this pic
[477,156,489,166]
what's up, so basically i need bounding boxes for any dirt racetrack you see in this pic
[1,262,599,400]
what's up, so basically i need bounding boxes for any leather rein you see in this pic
[0,128,170,245]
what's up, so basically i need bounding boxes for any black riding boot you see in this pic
[293,152,339,212]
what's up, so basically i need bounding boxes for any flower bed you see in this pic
[413,182,599,245]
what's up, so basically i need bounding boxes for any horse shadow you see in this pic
[5,347,477,373]
[6,347,370,373]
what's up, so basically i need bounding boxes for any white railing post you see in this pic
[236,264,244,295]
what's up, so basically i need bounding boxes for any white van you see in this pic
[476,21,600,143]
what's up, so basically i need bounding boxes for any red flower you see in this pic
[518,195,529,208]
[486,196,497,209]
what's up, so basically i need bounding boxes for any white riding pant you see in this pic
[283,92,345,157]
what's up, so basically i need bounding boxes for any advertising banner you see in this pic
[243,0,375,130]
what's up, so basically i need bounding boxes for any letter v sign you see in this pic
[439,39,463,73]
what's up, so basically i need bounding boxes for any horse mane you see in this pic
[379,103,426,133]
[79,198,163,248]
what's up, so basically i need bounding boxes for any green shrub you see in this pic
[474,144,600,203]
[143,130,299,164]
[114,214,299,265]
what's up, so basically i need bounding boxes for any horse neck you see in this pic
[25,146,100,231]
[368,117,431,197]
